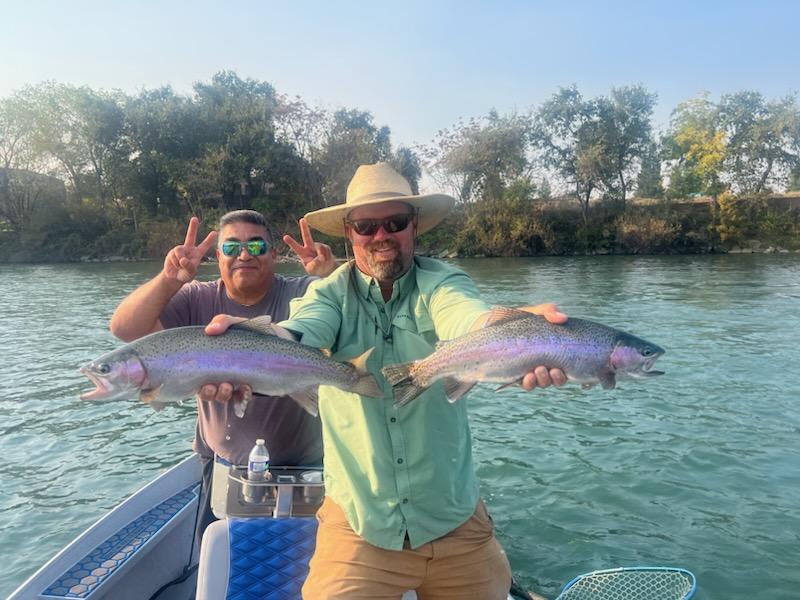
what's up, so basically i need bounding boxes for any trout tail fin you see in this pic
[347,348,383,398]
[381,362,427,408]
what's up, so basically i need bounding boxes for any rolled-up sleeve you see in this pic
[428,270,490,340]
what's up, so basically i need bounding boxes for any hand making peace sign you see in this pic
[163,217,219,284]
[283,217,338,278]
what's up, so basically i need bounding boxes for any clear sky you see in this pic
[3,0,798,148]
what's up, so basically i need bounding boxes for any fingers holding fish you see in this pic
[197,382,253,415]
[521,366,567,390]
[205,314,248,336]
[519,303,568,324]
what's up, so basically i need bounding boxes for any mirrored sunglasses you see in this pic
[220,239,269,257]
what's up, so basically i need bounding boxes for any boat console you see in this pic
[209,458,325,519]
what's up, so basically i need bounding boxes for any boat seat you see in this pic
[196,517,318,600]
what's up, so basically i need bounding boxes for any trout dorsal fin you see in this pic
[232,316,300,341]
[347,347,375,374]
[231,315,277,336]
[483,306,537,328]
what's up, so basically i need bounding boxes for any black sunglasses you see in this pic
[220,239,269,257]
[346,213,416,237]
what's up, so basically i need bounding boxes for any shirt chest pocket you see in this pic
[396,311,437,349]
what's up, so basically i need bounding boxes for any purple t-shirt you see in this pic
[159,275,323,466]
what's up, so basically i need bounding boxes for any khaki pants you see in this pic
[302,497,512,600]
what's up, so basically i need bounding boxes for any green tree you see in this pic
[20,82,125,206]
[718,91,800,193]
[273,94,326,204]
[389,146,422,194]
[318,108,392,204]
[636,141,664,198]
[532,87,611,223]
[192,71,278,210]
[425,111,531,204]
[0,94,41,230]
[594,85,658,207]
[788,164,800,192]
[664,94,726,201]
[123,86,205,219]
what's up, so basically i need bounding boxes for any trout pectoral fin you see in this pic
[598,373,616,390]
[288,387,320,416]
[140,385,166,411]
[494,379,523,393]
[581,383,596,390]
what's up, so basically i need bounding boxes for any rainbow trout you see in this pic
[382,307,665,406]
[80,317,381,415]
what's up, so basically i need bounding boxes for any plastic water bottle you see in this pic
[247,439,269,481]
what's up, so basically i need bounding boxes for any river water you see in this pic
[0,255,798,599]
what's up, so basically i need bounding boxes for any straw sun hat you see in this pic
[304,162,455,237]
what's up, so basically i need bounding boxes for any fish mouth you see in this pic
[637,355,665,377]
[79,366,116,400]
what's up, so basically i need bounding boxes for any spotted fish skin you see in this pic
[381,307,665,407]
[80,318,381,415]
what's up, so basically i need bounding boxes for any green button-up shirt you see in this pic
[280,256,490,550]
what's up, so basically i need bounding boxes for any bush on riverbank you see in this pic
[1,193,797,263]
[417,193,798,258]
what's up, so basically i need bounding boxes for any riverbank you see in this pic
[1,193,798,264]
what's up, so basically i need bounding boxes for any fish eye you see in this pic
[642,347,653,357]
[98,363,111,375]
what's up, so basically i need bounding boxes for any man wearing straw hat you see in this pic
[208,163,567,598]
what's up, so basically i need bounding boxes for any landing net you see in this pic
[555,567,696,600]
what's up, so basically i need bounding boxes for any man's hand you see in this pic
[283,218,337,277]
[520,303,568,390]
[163,217,218,284]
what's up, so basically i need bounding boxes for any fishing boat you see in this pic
[8,454,696,600]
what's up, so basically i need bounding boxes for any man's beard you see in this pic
[363,240,410,281]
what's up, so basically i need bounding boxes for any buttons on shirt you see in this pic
[390,417,397,423]
[402,498,408,504]
[397,458,404,464]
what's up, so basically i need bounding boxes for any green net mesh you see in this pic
[557,569,695,600]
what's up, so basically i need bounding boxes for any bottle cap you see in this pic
[256,439,265,445]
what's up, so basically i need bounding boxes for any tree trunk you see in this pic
[755,157,774,194]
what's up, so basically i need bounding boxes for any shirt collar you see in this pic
[351,259,417,305]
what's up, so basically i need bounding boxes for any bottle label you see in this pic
[248,460,267,472]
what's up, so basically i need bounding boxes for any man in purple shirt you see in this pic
[109,210,336,544]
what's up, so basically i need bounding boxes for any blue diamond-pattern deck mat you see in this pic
[226,518,318,600]
[42,484,198,598]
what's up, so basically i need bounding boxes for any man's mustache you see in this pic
[366,241,400,252]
